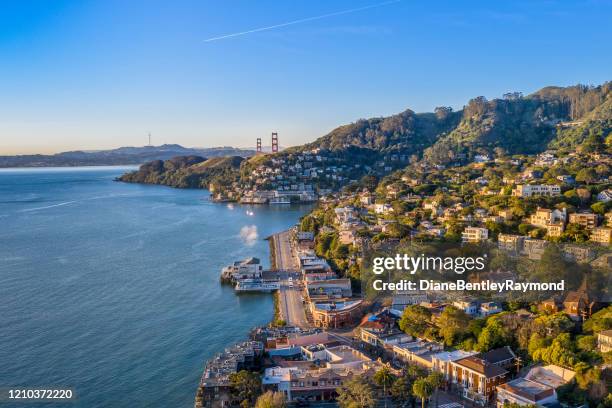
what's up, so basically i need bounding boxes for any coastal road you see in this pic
[272,230,309,328]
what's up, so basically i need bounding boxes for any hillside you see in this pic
[422,82,611,166]
[302,108,461,153]
[117,156,244,189]
[118,81,611,196]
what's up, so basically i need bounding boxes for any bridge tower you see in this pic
[271,132,278,153]
[256,137,262,153]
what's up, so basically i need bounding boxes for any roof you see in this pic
[480,346,516,364]
[497,378,554,402]
[453,356,508,378]
[525,365,576,388]
[599,329,612,338]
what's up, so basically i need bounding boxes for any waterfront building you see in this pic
[310,299,363,329]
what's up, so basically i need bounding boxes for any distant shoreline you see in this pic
[0,165,140,171]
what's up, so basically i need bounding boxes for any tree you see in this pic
[437,306,470,346]
[426,372,444,408]
[412,378,433,408]
[373,366,396,406]
[576,168,597,185]
[583,306,612,333]
[591,201,607,215]
[255,391,286,408]
[390,376,412,402]
[576,335,597,352]
[531,333,578,368]
[476,316,511,352]
[399,305,432,338]
[229,370,262,408]
[336,376,376,408]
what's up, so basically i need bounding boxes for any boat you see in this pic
[235,279,280,292]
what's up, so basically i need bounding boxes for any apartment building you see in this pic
[449,346,516,403]
[591,227,612,245]
[461,227,489,243]
[512,184,561,197]
[569,212,599,230]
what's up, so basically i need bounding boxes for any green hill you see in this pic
[118,156,244,189]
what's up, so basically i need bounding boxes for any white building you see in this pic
[461,227,489,243]
[512,184,561,197]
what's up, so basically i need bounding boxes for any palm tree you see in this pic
[373,366,396,407]
[412,378,433,408]
[426,372,444,407]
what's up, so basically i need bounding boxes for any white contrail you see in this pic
[204,0,401,42]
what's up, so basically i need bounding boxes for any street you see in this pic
[272,229,309,328]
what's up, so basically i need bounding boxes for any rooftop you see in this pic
[497,378,554,402]
[454,356,508,378]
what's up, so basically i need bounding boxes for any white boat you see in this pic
[235,279,280,292]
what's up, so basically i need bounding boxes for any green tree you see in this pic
[576,168,597,185]
[390,376,412,402]
[412,378,433,408]
[437,306,470,346]
[255,391,286,408]
[576,335,597,352]
[583,306,612,333]
[399,305,432,338]
[531,333,578,367]
[229,370,262,408]
[426,372,444,408]
[336,376,376,408]
[476,316,511,352]
[373,366,396,402]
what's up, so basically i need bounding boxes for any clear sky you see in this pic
[1,0,611,154]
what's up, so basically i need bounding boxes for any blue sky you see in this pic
[1,0,611,154]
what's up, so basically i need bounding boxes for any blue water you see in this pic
[0,167,311,407]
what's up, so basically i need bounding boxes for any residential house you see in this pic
[569,212,599,230]
[462,227,489,243]
[597,330,612,352]
[591,227,612,245]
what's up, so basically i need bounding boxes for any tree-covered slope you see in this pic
[118,156,244,188]
[302,108,461,154]
[422,82,611,165]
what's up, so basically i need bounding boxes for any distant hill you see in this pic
[0,144,255,168]
[117,155,244,189]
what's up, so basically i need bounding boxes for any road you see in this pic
[272,230,309,328]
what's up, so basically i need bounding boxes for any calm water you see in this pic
[0,167,311,407]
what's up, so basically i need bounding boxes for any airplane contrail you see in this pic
[204,0,401,42]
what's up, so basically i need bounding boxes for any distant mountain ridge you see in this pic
[0,144,256,168]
